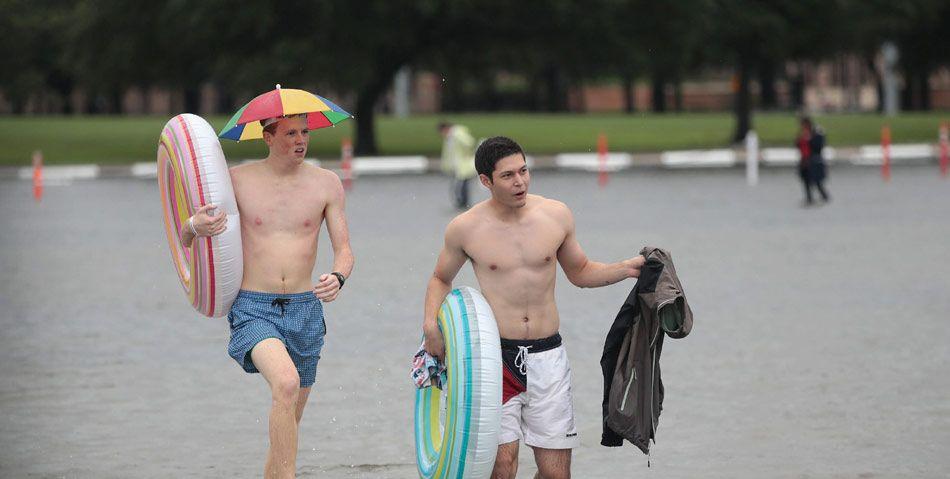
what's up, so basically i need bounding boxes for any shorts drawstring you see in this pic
[514,345,532,375]
[271,298,290,316]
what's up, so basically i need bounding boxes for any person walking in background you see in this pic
[796,117,831,206]
[438,121,477,210]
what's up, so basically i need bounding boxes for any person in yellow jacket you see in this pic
[438,122,477,209]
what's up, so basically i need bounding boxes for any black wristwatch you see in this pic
[331,272,346,289]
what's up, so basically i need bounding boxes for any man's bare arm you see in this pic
[314,173,354,302]
[422,217,469,359]
[180,204,227,248]
[554,203,644,288]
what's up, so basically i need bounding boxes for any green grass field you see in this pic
[0,112,947,166]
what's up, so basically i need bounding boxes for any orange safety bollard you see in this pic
[32,150,43,202]
[341,137,353,191]
[939,122,949,178]
[597,133,608,187]
[881,125,891,182]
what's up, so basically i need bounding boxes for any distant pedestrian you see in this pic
[796,117,830,206]
[438,122,477,210]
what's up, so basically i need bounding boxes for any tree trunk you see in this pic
[111,90,124,114]
[732,55,752,143]
[184,87,201,114]
[10,96,24,114]
[354,76,394,155]
[542,64,568,112]
[622,73,636,113]
[354,92,378,156]
[651,71,666,113]
[901,69,914,111]
[758,61,777,110]
[673,80,683,112]
[217,88,234,115]
[480,73,498,111]
[866,56,884,113]
[919,67,931,110]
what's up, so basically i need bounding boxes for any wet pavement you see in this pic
[1,167,948,478]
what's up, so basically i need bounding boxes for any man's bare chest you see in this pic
[466,224,563,272]
[235,183,325,234]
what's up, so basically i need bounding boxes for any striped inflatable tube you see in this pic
[415,287,502,478]
[157,114,242,317]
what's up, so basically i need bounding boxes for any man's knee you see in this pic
[536,468,570,479]
[535,448,571,479]
[491,461,517,479]
[492,442,519,479]
[271,370,300,406]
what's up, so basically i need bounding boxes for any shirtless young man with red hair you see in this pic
[184,114,354,478]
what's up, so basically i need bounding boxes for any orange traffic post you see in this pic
[32,150,43,202]
[597,133,608,187]
[341,137,353,191]
[939,122,949,178]
[881,125,891,182]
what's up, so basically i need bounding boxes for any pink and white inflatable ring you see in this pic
[157,114,242,317]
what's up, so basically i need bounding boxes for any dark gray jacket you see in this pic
[601,246,692,453]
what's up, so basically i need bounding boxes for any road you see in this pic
[1,167,948,478]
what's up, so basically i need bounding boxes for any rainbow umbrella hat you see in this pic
[218,84,352,141]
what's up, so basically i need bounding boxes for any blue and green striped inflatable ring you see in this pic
[415,287,502,479]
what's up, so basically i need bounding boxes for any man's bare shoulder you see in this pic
[228,161,263,187]
[306,163,343,187]
[533,195,572,220]
[444,201,493,240]
[229,160,258,175]
[446,205,480,233]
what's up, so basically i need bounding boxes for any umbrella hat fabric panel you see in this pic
[218,85,352,141]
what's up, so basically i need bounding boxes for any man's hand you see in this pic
[423,322,445,360]
[313,273,341,302]
[625,255,646,279]
[192,204,227,237]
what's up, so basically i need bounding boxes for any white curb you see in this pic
[18,165,100,182]
[854,143,934,165]
[762,147,839,165]
[661,149,736,168]
[555,153,632,172]
[352,156,428,175]
[131,162,157,178]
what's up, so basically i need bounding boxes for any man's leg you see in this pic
[532,447,571,479]
[816,179,830,202]
[491,440,520,479]
[803,178,814,205]
[295,387,311,424]
[459,178,470,209]
[251,338,301,479]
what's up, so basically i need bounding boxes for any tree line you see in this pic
[2,0,948,153]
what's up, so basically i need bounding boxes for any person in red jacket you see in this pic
[796,117,831,206]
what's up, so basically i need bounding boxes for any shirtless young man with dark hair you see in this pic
[422,136,644,478]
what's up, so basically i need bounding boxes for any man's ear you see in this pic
[478,173,492,188]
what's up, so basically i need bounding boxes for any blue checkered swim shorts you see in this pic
[227,290,326,388]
